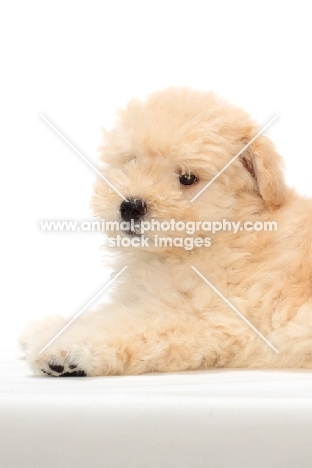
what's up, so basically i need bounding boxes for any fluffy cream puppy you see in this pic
[20,88,312,376]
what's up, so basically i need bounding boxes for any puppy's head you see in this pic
[92,87,286,249]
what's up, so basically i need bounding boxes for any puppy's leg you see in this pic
[20,315,90,376]
[20,305,256,376]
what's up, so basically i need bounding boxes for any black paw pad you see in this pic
[60,370,86,377]
[48,363,64,373]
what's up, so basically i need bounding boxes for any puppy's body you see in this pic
[21,88,312,376]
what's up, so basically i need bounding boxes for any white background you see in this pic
[1,1,312,346]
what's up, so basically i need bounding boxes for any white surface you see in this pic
[1,337,312,468]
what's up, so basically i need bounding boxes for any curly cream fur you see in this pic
[20,87,312,376]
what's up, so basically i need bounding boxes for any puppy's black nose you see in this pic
[120,198,147,222]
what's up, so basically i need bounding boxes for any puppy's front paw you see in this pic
[20,316,94,376]
[38,347,90,377]
[20,314,124,377]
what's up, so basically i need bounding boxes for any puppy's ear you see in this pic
[240,134,287,209]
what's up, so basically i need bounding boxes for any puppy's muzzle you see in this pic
[120,198,147,222]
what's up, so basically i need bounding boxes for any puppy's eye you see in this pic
[179,173,197,186]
